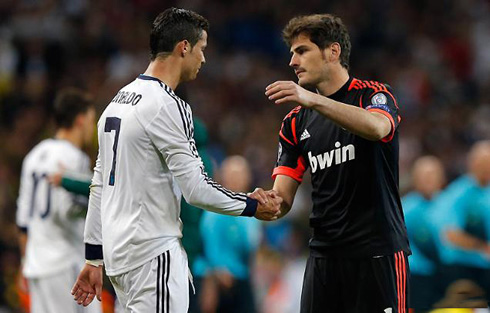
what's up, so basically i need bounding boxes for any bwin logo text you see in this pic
[308,142,355,173]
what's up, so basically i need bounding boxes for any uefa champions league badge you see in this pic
[372,93,387,105]
[368,93,391,113]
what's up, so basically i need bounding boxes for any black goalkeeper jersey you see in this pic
[273,77,411,258]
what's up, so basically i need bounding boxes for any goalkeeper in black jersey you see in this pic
[265,14,411,313]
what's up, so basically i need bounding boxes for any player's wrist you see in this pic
[85,259,104,267]
[241,197,258,217]
[307,92,325,109]
[85,243,103,260]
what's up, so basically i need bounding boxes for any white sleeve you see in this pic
[83,151,103,260]
[16,158,32,232]
[140,99,257,217]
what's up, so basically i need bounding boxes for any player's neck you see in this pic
[316,67,350,97]
[55,128,83,148]
[144,58,181,91]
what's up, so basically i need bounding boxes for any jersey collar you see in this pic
[137,74,172,90]
[327,76,353,101]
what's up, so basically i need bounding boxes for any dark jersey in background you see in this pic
[273,77,411,258]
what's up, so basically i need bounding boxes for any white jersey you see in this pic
[85,75,256,276]
[16,139,91,278]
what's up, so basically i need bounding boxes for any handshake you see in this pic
[248,188,283,221]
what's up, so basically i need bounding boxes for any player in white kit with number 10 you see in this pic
[17,89,101,313]
[71,7,282,313]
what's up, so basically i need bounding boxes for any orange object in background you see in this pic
[12,271,31,313]
[16,272,30,313]
[17,288,30,313]
[101,289,115,313]
[14,271,116,313]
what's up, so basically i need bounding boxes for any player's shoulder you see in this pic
[133,75,177,103]
[25,138,55,158]
[282,105,304,122]
[130,76,191,129]
[133,75,189,112]
[105,77,170,112]
[349,78,395,95]
[22,139,58,168]
[52,140,87,165]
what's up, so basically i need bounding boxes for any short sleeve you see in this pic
[362,85,400,143]
[272,108,307,182]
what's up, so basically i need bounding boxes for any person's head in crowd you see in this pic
[53,88,95,147]
[412,156,446,200]
[219,155,252,192]
[468,140,490,187]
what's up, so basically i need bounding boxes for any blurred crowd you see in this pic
[404,143,490,310]
[0,0,489,312]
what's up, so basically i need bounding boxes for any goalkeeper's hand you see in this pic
[249,188,282,221]
[71,263,102,306]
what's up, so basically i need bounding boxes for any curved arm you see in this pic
[446,229,490,254]
[266,81,392,141]
[309,94,392,141]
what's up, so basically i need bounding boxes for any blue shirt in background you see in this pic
[196,211,261,280]
[403,192,439,275]
[429,175,490,269]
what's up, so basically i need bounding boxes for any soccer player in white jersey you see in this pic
[71,7,281,313]
[16,88,101,313]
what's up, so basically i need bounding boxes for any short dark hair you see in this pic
[53,88,93,129]
[150,7,209,60]
[282,14,351,70]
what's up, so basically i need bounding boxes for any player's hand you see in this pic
[247,187,270,205]
[48,162,66,186]
[214,270,235,289]
[71,264,103,306]
[249,188,282,221]
[47,172,63,186]
[265,81,318,108]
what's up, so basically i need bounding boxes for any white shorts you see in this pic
[29,266,102,313]
[109,243,190,313]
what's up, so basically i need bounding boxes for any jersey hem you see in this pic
[104,238,179,276]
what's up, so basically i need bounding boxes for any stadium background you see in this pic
[0,0,489,312]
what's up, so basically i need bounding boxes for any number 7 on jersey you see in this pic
[105,117,121,186]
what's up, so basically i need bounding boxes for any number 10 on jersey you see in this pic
[104,117,121,186]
